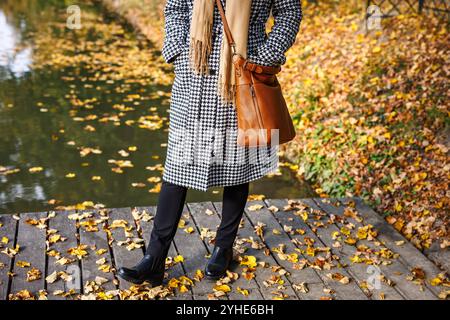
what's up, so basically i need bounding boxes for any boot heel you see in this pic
[117,254,166,285]
[205,246,233,280]
[146,271,165,287]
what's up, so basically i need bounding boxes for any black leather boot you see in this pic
[117,254,165,285]
[205,246,233,280]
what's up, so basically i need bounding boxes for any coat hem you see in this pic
[162,167,273,192]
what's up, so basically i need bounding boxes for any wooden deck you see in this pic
[0,198,447,300]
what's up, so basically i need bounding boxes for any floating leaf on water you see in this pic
[29,167,44,173]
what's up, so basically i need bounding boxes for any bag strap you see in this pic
[215,0,236,54]
[215,0,281,75]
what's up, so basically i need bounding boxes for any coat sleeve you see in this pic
[162,0,190,64]
[250,0,302,67]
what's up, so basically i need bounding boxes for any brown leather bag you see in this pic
[216,0,296,147]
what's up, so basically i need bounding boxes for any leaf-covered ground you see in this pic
[4,199,449,300]
[280,3,449,252]
[101,1,448,262]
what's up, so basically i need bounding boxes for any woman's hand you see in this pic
[249,0,303,67]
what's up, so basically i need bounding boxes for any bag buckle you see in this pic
[231,43,237,55]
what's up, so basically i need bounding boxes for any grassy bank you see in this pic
[100,0,165,47]
[101,0,449,252]
[280,2,449,252]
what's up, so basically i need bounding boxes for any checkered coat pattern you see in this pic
[161,0,302,191]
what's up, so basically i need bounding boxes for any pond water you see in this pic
[0,0,314,215]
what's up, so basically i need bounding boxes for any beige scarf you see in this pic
[190,0,252,102]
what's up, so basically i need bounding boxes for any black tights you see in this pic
[146,180,249,257]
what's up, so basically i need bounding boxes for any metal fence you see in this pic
[366,0,450,20]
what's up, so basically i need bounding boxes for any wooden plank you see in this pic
[268,199,402,300]
[78,209,117,295]
[175,205,225,299]
[3,197,443,301]
[187,202,220,252]
[306,198,411,300]
[271,199,370,300]
[9,212,47,298]
[108,208,144,291]
[135,206,193,300]
[265,199,364,300]
[189,202,264,300]
[46,210,81,300]
[213,202,276,300]
[213,201,299,300]
[424,243,450,275]
[340,197,441,299]
[264,199,375,300]
[311,198,427,300]
[245,200,338,300]
[0,214,18,300]
[311,198,438,300]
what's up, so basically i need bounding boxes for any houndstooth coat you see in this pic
[161,0,302,191]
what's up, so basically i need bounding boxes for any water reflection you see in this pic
[0,1,314,215]
[0,11,32,79]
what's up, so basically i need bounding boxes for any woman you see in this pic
[118,0,302,285]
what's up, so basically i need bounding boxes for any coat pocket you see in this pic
[173,45,189,74]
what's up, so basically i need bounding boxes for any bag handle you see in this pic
[215,0,237,54]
